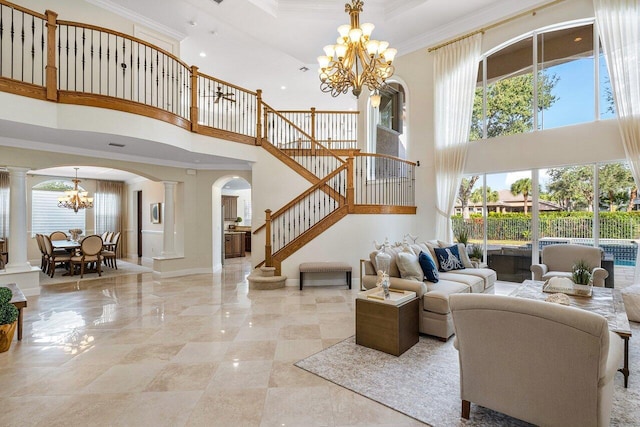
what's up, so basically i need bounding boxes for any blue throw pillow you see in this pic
[418,251,439,283]
[434,245,465,272]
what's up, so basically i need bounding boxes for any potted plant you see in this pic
[454,228,469,246]
[0,287,18,352]
[236,216,242,225]
[572,260,592,285]
[469,244,483,262]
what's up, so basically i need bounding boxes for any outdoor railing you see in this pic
[353,153,416,206]
[452,213,640,242]
[278,109,358,150]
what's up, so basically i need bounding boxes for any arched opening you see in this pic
[212,176,252,271]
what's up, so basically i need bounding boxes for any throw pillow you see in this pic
[396,251,423,282]
[434,245,465,272]
[456,243,474,268]
[418,251,439,283]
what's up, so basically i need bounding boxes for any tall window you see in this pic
[368,82,407,158]
[472,21,615,140]
[32,180,86,236]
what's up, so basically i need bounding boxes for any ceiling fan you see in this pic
[212,86,235,104]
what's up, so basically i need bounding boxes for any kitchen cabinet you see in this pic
[222,195,238,221]
[224,232,245,258]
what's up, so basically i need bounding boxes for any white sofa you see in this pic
[361,240,497,340]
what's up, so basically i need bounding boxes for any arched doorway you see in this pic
[212,176,252,270]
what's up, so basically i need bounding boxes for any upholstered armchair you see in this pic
[530,244,608,287]
[450,293,623,427]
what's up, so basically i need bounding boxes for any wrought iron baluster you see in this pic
[30,15,34,83]
[20,10,24,82]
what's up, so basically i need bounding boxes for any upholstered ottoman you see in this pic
[621,284,640,322]
[299,262,352,290]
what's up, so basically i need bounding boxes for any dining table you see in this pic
[51,240,81,250]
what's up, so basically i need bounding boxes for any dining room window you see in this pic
[32,180,86,236]
[94,180,124,236]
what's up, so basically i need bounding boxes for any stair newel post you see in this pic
[347,151,355,212]
[256,89,263,146]
[190,66,199,133]
[265,209,273,268]
[310,107,316,155]
[45,10,58,101]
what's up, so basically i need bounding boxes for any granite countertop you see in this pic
[224,231,245,235]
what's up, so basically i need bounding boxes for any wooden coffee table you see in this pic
[355,289,419,356]
[512,280,632,387]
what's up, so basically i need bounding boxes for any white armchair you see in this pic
[530,244,608,287]
[450,293,623,427]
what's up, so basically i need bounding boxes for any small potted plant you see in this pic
[0,287,18,352]
[572,260,592,285]
[236,216,242,225]
[469,244,483,262]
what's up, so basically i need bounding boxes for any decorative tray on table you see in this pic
[542,277,592,298]
[357,288,416,305]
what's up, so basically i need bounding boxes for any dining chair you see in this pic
[43,234,72,278]
[49,231,68,241]
[102,231,121,269]
[100,231,109,242]
[70,235,103,278]
[35,234,48,272]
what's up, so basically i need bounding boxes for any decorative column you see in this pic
[5,167,31,272]
[161,181,177,257]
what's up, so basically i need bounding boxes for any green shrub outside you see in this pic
[452,211,640,241]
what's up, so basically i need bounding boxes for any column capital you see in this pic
[6,167,31,175]
[162,181,178,187]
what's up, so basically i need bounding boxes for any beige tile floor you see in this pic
[0,259,635,427]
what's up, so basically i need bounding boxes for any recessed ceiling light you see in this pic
[281,86,286,90]
[299,66,309,72]
[199,52,206,57]
[232,176,239,179]
[108,142,126,147]
[189,20,197,27]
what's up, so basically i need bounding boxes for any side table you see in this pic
[356,290,419,356]
[5,283,26,341]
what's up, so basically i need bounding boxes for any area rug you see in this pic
[39,260,153,286]
[295,325,640,426]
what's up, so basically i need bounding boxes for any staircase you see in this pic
[255,105,415,274]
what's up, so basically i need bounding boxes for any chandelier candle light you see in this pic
[58,168,94,213]
[317,0,397,99]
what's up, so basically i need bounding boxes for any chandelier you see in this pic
[317,0,397,98]
[58,168,94,213]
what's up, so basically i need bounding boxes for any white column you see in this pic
[5,167,31,272]
[161,181,177,257]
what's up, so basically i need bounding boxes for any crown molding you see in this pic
[384,0,427,20]
[86,0,187,41]
[395,0,555,55]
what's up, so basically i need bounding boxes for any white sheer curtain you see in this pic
[433,34,482,242]
[95,180,126,257]
[594,0,640,280]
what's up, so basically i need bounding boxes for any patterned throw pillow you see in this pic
[418,251,439,283]
[433,245,465,272]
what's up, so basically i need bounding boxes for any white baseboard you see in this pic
[152,267,212,279]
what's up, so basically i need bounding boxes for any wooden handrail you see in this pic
[354,152,418,167]
[277,109,359,115]
[56,20,192,71]
[197,71,258,96]
[0,0,45,18]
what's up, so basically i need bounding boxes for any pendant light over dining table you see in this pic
[317,0,397,99]
[58,167,94,213]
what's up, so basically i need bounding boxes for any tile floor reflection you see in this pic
[1,260,635,426]
[0,258,423,426]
